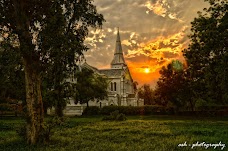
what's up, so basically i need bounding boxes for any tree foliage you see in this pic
[183,0,228,105]
[138,84,155,105]
[155,60,195,111]
[0,48,25,103]
[75,68,108,107]
[0,0,104,144]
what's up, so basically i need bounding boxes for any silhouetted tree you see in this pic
[155,60,195,111]
[133,81,138,92]
[138,84,155,105]
[0,0,104,144]
[183,0,228,105]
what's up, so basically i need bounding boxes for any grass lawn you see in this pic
[0,115,227,151]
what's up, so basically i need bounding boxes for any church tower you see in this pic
[111,28,127,69]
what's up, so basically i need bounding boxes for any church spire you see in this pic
[115,27,122,54]
[111,28,126,69]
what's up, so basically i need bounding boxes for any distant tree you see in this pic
[0,47,25,101]
[42,72,73,117]
[75,68,108,107]
[133,81,138,92]
[155,60,195,111]
[138,84,155,105]
[183,0,228,105]
[0,0,104,144]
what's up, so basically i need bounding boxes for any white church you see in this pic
[58,29,143,115]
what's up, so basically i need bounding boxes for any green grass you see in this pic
[0,116,228,151]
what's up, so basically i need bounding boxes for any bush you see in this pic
[177,110,228,117]
[102,110,127,121]
[100,106,139,115]
[82,106,100,116]
[80,105,175,116]
[116,113,127,121]
[100,105,173,115]
[196,105,228,111]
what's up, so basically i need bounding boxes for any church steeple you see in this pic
[111,28,126,69]
[115,27,123,54]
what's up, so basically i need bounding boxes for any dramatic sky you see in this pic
[84,0,209,87]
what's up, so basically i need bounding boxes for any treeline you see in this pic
[83,106,228,117]
[138,0,228,111]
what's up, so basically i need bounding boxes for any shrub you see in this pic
[100,106,121,115]
[116,113,127,121]
[82,106,100,116]
[196,105,228,111]
[177,110,228,117]
[102,110,127,121]
[100,105,172,115]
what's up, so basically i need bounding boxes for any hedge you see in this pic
[177,110,228,117]
[82,105,174,116]
[82,106,100,115]
[196,105,228,111]
[82,105,228,117]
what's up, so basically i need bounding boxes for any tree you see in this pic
[133,81,138,93]
[75,68,108,107]
[155,60,195,111]
[42,73,73,117]
[138,84,155,105]
[0,0,104,144]
[0,47,25,102]
[183,0,228,105]
[0,46,25,115]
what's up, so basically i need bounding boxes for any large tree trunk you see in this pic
[12,0,45,144]
[23,58,44,144]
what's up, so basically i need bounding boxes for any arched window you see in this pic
[114,82,117,91]
[111,82,113,91]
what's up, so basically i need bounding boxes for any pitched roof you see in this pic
[98,69,123,77]
[81,62,99,72]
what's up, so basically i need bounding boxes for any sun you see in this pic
[144,68,150,73]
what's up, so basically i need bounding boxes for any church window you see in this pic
[111,82,113,91]
[114,82,117,91]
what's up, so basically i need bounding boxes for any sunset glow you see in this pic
[144,68,150,74]
[85,0,209,86]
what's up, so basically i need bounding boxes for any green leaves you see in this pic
[75,68,108,106]
[155,60,196,110]
[183,0,228,105]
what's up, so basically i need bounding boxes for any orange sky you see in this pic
[84,0,209,87]
[124,27,188,87]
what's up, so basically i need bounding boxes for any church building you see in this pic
[61,29,143,115]
[81,28,137,106]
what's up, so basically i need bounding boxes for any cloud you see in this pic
[125,25,187,59]
[144,0,184,22]
[83,0,209,86]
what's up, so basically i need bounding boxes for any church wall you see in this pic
[109,78,122,95]
[127,80,134,94]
